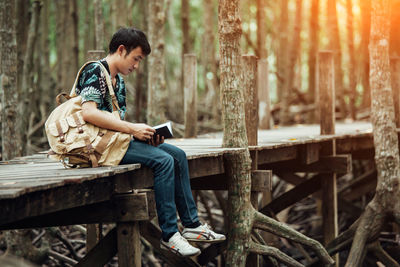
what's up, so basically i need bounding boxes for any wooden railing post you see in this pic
[183,54,198,138]
[391,56,400,128]
[317,51,339,266]
[258,59,272,129]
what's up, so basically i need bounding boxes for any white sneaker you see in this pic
[182,223,226,243]
[160,232,201,257]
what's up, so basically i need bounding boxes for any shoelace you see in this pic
[171,235,193,250]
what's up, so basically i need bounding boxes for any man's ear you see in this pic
[117,45,126,56]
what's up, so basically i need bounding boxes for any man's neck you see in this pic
[105,55,118,79]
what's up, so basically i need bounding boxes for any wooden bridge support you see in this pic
[317,51,339,266]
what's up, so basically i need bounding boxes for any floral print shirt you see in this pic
[75,59,127,120]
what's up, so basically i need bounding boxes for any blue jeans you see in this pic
[120,140,199,240]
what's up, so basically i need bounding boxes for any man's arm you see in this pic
[81,101,155,141]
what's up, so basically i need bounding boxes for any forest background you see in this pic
[2,0,400,159]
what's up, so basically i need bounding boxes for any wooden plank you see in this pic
[76,227,117,267]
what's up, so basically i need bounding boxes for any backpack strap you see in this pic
[68,61,122,119]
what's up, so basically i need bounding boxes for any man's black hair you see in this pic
[109,27,151,56]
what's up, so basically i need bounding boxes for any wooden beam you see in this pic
[0,178,114,226]
[257,146,298,165]
[258,58,272,129]
[76,227,117,267]
[260,155,351,174]
[114,193,150,222]
[259,174,323,215]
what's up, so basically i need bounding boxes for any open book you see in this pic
[153,121,173,140]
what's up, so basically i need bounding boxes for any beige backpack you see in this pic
[45,61,131,167]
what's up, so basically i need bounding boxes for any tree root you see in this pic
[251,230,280,267]
[345,205,384,267]
[249,241,304,267]
[368,241,400,267]
[253,210,334,265]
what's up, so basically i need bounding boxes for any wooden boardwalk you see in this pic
[0,122,376,266]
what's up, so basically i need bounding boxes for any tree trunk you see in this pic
[276,0,289,102]
[281,0,302,125]
[114,0,128,29]
[94,0,105,50]
[55,0,67,94]
[219,1,333,266]
[16,0,30,102]
[308,0,319,123]
[202,0,220,123]
[135,0,149,123]
[256,0,267,59]
[21,0,42,155]
[147,0,167,125]
[0,0,19,160]
[360,0,371,109]
[347,0,357,120]
[41,0,52,112]
[390,0,400,57]
[180,0,191,122]
[327,0,346,118]
[343,0,400,265]
[64,0,79,90]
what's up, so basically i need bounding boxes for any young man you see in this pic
[78,27,225,257]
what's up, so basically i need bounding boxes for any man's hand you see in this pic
[148,134,164,147]
[130,123,155,141]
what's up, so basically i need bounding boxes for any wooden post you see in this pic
[258,59,272,129]
[318,51,335,135]
[242,54,259,267]
[184,54,197,138]
[391,56,400,128]
[317,51,338,266]
[85,49,106,252]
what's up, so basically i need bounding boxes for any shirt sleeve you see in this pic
[77,64,104,107]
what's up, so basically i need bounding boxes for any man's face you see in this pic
[118,46,144,75]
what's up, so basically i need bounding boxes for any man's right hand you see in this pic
[129,123,155,141]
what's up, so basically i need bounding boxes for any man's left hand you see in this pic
[148,135,164,147]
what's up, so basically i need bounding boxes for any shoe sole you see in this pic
[160,242,201,257]
[185,237,226,243]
